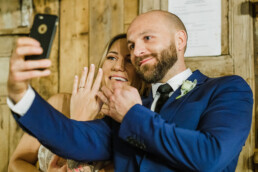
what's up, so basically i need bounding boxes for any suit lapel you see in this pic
[142,89,153,109]
[159,70,208,120]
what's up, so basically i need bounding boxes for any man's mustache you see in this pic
[134,53,158,65]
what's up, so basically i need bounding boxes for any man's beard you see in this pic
[134,43,178,83]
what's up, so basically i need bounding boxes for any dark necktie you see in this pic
[155,83,173,113]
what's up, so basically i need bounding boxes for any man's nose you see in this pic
[133,42,146,57]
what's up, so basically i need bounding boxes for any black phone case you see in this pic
[25,14,58,60]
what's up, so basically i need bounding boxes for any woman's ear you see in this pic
[174,30,187,52]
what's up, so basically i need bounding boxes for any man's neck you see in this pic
[159,61,187,83]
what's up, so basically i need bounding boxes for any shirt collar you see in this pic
[151,68,192,98]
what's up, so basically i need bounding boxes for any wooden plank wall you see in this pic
[0,0,255,171]
[254,2,258,172]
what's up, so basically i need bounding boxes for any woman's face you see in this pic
[102,38,138,91]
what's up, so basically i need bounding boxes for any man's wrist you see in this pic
[7,85,35,116]
[7,82,29,104]
[8,91,27,105]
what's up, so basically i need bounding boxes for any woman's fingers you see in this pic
[92,68,103,93]
[76,64,102,93]
[79,67,88,89]
[72,75,78,95]
[84,64,95,90]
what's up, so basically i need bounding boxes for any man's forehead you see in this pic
[127,27,157,42]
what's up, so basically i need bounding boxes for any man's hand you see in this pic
[8,37,51,103]
[98,85,142,123]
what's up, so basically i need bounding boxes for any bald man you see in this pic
[8,10,253,171]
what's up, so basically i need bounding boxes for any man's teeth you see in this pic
[111,77,127,82]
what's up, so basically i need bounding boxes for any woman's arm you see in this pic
[8,133,40,172]
[9,93,72,172]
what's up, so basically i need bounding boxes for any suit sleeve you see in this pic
[118,76,253,171]
[12,91,112,162]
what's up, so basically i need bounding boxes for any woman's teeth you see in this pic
[111,77,127,82]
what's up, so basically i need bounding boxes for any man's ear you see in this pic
[174,30,187,52]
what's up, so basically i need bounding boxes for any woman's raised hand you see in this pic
[70,64,103,121]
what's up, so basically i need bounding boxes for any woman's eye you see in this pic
[107,56,116,61]
[129,44,134,50]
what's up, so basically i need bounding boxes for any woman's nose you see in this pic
[112,58,125,71]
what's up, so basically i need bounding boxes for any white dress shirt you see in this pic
[150,68,192,111]
[7,68,192,116]
[7,85,35,116]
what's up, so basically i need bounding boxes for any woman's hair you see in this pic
[98,33,150,97]
[98,33,127,68]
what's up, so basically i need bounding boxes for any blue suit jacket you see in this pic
[13,70,253,172]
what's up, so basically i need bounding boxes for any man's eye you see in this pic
[144,36,151,40]
[107,56,116,61]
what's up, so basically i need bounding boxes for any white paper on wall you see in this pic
[168,0,221,57]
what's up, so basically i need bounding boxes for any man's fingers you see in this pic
[101,86,113,99]
[72,75,78,95]
[84,64,95,89]
[11,69,51,81]
[21,59,51,70]
[15,46,43,57]
[101,107,109,116]
[16,37,41,46]
[97,91,109,105]
[92,68,103,92]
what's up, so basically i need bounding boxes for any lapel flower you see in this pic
[176,79,197,99]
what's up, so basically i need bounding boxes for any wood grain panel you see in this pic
[0,36,14,58]
[222,0,229,55]
[185,55,233,77]
[255,4,258,154]
[89,0,124,67]
[59,0,89,93]
[0,57,10,96]
[124,0,138,32]
[0,0,21,29]
[0,57,14,171]
[230,0,255,171]
[0,104,11,172]
[139,0,161,14]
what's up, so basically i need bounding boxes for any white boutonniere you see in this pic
[176,79,197,99]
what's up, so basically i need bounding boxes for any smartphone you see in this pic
[25,14,58,60]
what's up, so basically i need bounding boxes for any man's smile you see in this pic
[139,57,156,66]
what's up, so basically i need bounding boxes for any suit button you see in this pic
[126,136,133,142]
[139,144,146,150]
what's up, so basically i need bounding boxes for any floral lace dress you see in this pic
[38,145,97,172]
